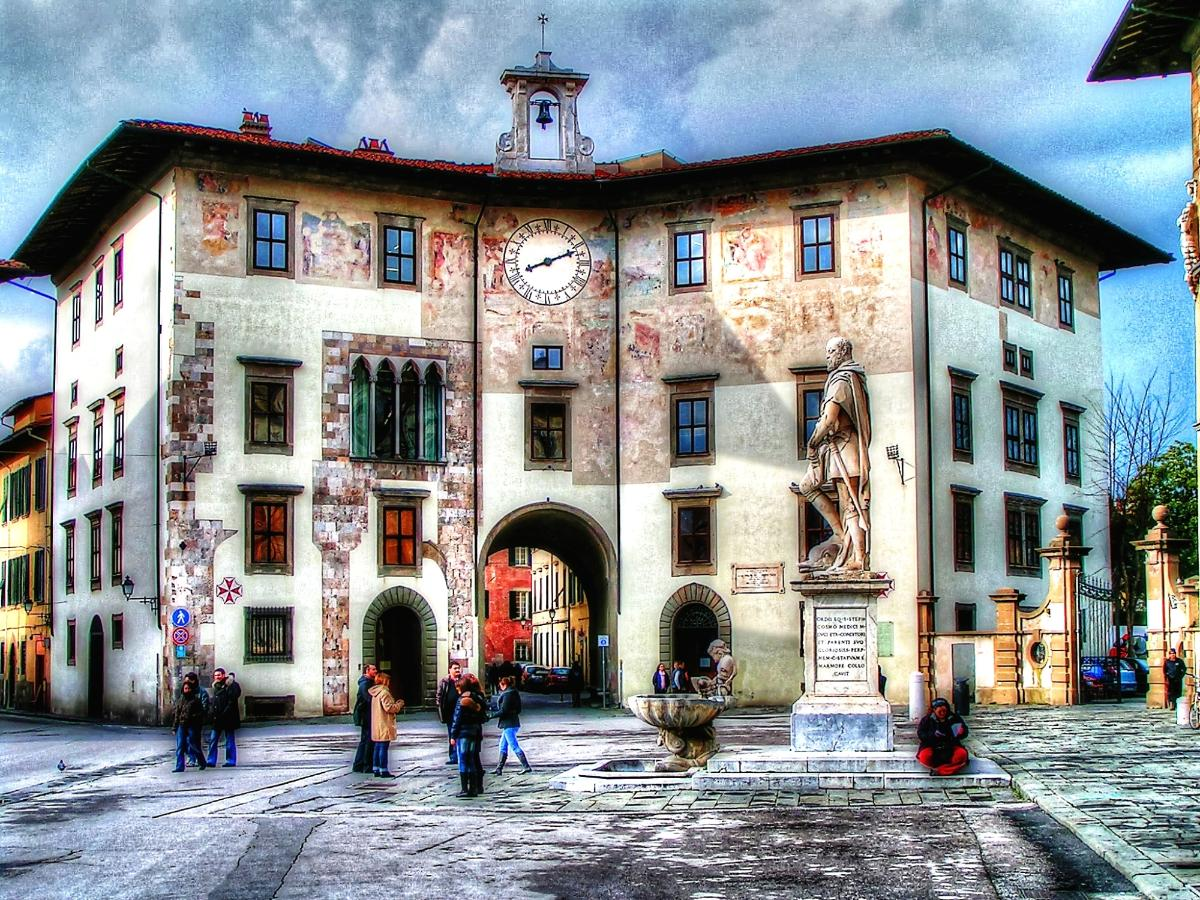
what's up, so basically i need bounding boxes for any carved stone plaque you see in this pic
[731,563,785,594]
[814,607,868,682]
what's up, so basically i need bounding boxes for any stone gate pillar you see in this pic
[1038,514,1090,705]
[990,588,1022,704]
[916,590,937,705]
[1133,505,1189,709]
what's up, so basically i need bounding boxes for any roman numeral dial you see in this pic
[502,218,592,306]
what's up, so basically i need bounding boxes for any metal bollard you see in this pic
[909,671,926,722]
[1178,695,1191,727]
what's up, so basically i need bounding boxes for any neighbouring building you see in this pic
[0,392,53,711]
[483,547,533,667]
[10,49,1167,721]
[529,548,590,679]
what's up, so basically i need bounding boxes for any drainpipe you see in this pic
[920,163,992,598]
[470,190,490,666]
[606,206,623,619]
[84,161,164,723]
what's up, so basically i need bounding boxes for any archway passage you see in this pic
[480,502,617,697]
[362,587,438,707]
[660,583,732,679]
[673,603,719,677]
[87,616,104,719]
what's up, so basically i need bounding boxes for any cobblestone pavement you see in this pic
[969,702,1200,900]
[0,701,1142,899]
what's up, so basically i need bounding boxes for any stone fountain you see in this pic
[626,693,732,771]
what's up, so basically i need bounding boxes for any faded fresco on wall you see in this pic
[719,292,786,361]
[625,316,662,383]
[430,231,471,293]
[196,171,242,258]
[300,211,372,283]
[482,237,507,294]
[721,225,779,282]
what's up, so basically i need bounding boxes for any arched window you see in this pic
[528,89,562,160]
[423,364,444,461]
[351,358,371,457]
[374,362,396,458]
[398,363,420,460]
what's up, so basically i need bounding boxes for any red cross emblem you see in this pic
[216,577,243,605]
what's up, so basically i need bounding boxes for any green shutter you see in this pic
[351,367,369,456]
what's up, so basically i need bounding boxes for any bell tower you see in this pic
[495,49,595,175]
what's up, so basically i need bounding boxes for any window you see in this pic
[111,613,123,650]
[70,381,78,407]
[513,640,531,662]
[674,396,710,459]
[379,502,421,575]
[509,590,531,620]
[66,420,78,496]
[1062,404,1083,485]
[112,394,125,478]
[34,456,47,511]
[951,486,978,572]
[63,521,75,594]
[109,504,123,585]
[67,618,76,666]
[999,242,1032,312]
[378,215,422,288]
[672,228,707,289]
[33,549,45,603]
[1019,348,1033,379]
[241,358,298,455]
[5,555,29,606]
[509,546,531,567]
[1005,494,1045,577]
[531,402,566,460]
[666,374,716,466]
[91,403,104,486]
[87,512,102,590]
[244,607,294,663]
[532,345,563,370]
[350,357,446,462]
[947,219,967,287]
[247,197,295,276]
[1058,267,1075,329]
[93,257,104,325]
[797,208,838,276]
[113,243,124,310]
[666,486,721,576]
[799,494,835,561]
[955,603,977,632]
[792,367,826,456]
[1002,384,1041,474]
[1002,342,1018,374]
[115,346,124,376]
[1064,506,1086,549]
[949,368,976,463]
[3,464,31,521]
[240,484,301,575]
[70,287,81,346]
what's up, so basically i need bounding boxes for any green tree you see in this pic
[1126,441,1197,577]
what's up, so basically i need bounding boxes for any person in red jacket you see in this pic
[916,698,969,776]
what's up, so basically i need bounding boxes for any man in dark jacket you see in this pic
[351,663,378,772]
[436,661,463,764]
[206,668,242,767]
[1165,648,1187,710]
[916,697,969,775]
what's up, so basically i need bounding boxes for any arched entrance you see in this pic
[479,502,617,697]
[362,587,438,707]
[87,616,104,719]
[660,583,732,678]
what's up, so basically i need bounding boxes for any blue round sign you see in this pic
[169,607,192,628]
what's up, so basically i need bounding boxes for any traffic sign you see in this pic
[171,626,190,646]
[169,608,192,628]
[174,645,187,659]
[597,634,610,647]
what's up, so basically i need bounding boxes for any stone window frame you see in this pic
[532,345,564,371]
[664,485,722,577]
[950,484,980,573]
[513,639,531,662]
[350,354,448,463]
[107,502,123,586]
[66,618,76,666]
[954,602,977,632]
[1061,402,1084,486]
[663,373,718,467]
[62,519,76,595]
[1019,348,1034,379]
[1002,341,1018,374]
[1004,491,1046,578]
[88,399,104,488]
[949,366,976,463]
[1001,381,1042,475]
[70,381,78,407]
[947,215,968,289]
[509,590,531,620]
[1063,504,1087,550]
[110,389,125,479]
[790,366,826,459]
[239,356,301,456]
[114,345,124,376]
[520,379,577,472]
[111,235,124,311]
[377,212,423,290]
[244,606,295,664]
[70,281,82,347]
[666,218,712,294]
[1057,263,1075,331]
[790,482,836,563]
[111,612,124,651]
[998,238,1033,314]
[373,486,429,577]
[238,483,303,576]
[85,510,102,591]
[92,255,104,327]
[793,201,841,279]
[65,417,78,497]
[246,196,297,278]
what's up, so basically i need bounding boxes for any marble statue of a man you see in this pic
[693,639,737,698]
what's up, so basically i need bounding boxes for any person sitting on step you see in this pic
[916,697,969,776]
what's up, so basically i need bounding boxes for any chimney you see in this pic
[354,136,393,156]
[240,110,271,138]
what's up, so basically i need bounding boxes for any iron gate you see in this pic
[1077,572,1120,703]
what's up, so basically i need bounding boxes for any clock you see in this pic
[503,218,591,305]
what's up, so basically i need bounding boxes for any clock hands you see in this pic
[525,248,576,273]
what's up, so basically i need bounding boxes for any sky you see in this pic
[0,0,1193,431]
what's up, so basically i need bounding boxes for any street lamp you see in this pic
[20,598,49,624]
[182,441,218,486]
[121,576,160,615]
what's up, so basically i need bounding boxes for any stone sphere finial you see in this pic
[1055,514,1069,533]
[1153,504,1169,524]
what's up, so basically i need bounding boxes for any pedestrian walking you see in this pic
[182,672,208,767]
[670,660,692,693]
[368,672,405,778]
[172,677,207,773]
[569,662,583,708]
[652,663,670,694]
[436,661,463,764]
[916,697,969,776]
[451,673,488,797]
[492,675,533,775]
[351,663,378,772]
[206,668,241,767]
[1165,648,1187,710]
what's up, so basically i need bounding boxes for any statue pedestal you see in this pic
[790,573,894,752]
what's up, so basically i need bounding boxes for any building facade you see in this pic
[483,547,533,666]
[12,52,1166,721]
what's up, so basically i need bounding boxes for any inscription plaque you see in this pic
[731,563,785,594]
[815,607,868,681]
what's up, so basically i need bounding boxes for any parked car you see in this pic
[1080,656,1140,698]
[547,667,572,689]
[521,665,550,691]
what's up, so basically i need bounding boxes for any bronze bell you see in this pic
[533,99,555,129]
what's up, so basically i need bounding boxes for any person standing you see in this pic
[172,677,207,772]
[670,660,692,693]
[351,663,378,773]
[652,663,670,694]
[182,672,208,768]
[436,661,463,764]
[916,698,969,776]
[451,673,487,797]
[569,662,583,708]
[207,668,241,767]
[1164,648,1187,710]
[368,672,405,778]
[492,675,532,775]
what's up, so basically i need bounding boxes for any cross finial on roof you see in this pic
[538,13,548,50]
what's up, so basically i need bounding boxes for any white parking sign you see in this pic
[597,634,610,647]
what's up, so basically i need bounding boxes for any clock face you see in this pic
[503,218,592,306]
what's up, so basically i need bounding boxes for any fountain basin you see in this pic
[626,693,733,771]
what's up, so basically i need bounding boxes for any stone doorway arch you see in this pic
[362,587,438,707]
[659,583,732,674]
